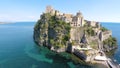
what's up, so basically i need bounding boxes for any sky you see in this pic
[0,0,120,22]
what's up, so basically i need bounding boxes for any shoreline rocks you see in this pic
[33,6,118,67]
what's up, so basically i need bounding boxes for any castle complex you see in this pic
[45,6,112,42]
[45,6,102,28]
[45,5,85,27]
[34,6,118,67]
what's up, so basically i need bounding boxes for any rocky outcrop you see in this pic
[34,6,117,56]
[34,13,71,52]
[103,44,117,52]
[102,36,117,52]
[73,49,87,60]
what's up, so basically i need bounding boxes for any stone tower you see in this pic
[71,11,85,27]
[46,5,53,13]
[46,5,55,15]
[76,11,85,27]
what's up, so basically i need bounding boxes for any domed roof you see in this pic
[76,11,82,17]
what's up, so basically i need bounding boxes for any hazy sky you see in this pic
[0,0,120,22]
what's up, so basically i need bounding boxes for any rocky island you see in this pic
[34,6,118,67]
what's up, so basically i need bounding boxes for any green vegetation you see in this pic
[48,14,71,49]
[100,27,108,32]
[34,13,71,49]
[103,36,117,47]
[84,23,96,36]
[89,41,98,49]
[85,27,95,36]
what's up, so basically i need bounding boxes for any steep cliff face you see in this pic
[103,36,117,52]
[34,13,117,53]
[34,13,71,52]
[33,6,118,66]
[34,6,117,53]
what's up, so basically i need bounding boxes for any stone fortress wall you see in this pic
[45,5,111,43]
[45,5,85,27]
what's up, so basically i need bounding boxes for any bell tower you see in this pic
[46,5,53,13]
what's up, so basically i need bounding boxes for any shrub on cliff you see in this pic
[34,13,71,49]
[85,27,95,36]
[101,27,108,32]
[103,36,117,47]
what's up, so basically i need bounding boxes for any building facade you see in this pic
[45,6,85,27]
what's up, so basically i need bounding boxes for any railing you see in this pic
[107,59,120,68]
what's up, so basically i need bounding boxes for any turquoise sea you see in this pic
[0,22,119,68]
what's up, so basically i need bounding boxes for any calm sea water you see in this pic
[0,22,119,68]
[101,23,120,63]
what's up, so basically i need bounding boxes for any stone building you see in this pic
[45,6,85,27]
[90,21,97,27]
[85,20,100,28]
[45,6,103,44]
[61,13,73,23]
[46,5,55,15]
[71,11,85,27]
